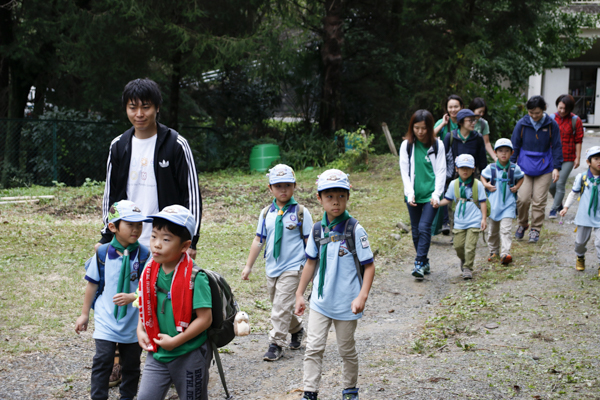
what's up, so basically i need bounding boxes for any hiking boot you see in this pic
[441,223,451,236]
[263,344,283,361]
[303,391,318,400]
[342,387,359,400]
[529,229,540,243]
[515,225,527,240]
[422,261,431,275]
[500,254,512,265]
[488,253,499,262]
[549,209,558,219]
[411,261,424,279]
[576,256,585,271]
[462,269,473,280]
[289,328,304,350]
[108,363,121,388]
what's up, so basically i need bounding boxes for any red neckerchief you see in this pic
[139,253,194,352]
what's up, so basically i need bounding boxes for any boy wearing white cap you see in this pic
[438,154,487,279]
[136,205,213,400]
[560,146,600,276]
[480,139,525,265]
[75,200,152,400]
[242,164,313,361]
[295,169,375,400]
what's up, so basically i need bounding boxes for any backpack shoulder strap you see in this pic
[259,205,271,244]
[490,164,497,186]
[509,164,516,186]
[407,141,414,177]
[97,243,109,266]
[572,115,578,133]
[473,179,480,209]
[432,139,439,157]
[343,218,364,286]
[297,205,305,241]
[454,179,460,200]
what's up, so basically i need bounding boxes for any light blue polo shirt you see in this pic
[305,220,374,321]
[481,164,524,221]
[85,246,143,343]
[444,179,487,229]
[256,204,313,278]
[573,171,600,228]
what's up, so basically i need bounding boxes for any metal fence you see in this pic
[0,118,259,188]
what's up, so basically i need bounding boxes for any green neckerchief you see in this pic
[496,160,510,204]
[272,196,298,260]
[318,211,352,299]
[110,236,139,321]
[457,129,470,142]
[588,171,600,217]
[458,176,474,218]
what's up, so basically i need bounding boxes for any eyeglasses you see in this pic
[464,118,477,123]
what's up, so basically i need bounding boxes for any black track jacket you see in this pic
[99,123,202,249]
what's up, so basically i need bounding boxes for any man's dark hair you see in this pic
[526,95,547,111]
[152,217,192,242]
[122,78,163,109]
[318,188,350,198]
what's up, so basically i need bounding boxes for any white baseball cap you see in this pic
[455,154,475,169]
[267,164,296,184]
[148,205,196,239]
[316,169,351,191]
[108,200,152,223]
[586,146,600,160]
[494,138,513,150]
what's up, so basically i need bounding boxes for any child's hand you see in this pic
[559,208,568,217]
[510,186,518,193]
[153,333,177,351]
[113,293,135,306]
[241,266,252,280]
[75,315,88,334]
[430,198,439,208]
[486,183,497,192]
[138,329,153,351]
[351,295,367,314]
[480,218,487,231]
[294,294,306,316]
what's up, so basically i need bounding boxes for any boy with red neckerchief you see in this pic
[136,205,212,400]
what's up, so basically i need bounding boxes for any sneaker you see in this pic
[303,391,318,400]
[342,387,359,400]
[441,223,451,236]
[462,269,473,280]
[411,261,424,279]
[515,225,528,240]
[529,229,540,243]
[108,364,121,388]
[289,328,304,350]
[500,254,512,265]
[422,261,431,275]
[488,253,499,262]
[549,209,558,219]
[576,256,585,271]
[263,344,283,361]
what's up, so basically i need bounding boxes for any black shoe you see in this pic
[303,391,318,400]
[263,344,283,361]
[290,328,304,350]
[441,223,451,235]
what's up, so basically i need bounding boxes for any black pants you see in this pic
[91,339,142,400]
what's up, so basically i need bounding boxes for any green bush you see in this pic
[327,128,374,172]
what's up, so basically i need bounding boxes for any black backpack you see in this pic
[191,267,238,399]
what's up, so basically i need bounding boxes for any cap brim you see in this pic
[116,215,153,223]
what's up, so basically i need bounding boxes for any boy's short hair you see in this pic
[122,78,163,109]
[318,188,350,197]
[152,217,192,242]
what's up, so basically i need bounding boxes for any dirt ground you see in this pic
[2,193,600,400]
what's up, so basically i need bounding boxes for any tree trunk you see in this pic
[319,0,345,135]
[169,52,182,129]
[0,0,12,118]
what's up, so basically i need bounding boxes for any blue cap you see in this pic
[317,169,351,191]
[494,138,513,150]
[108,200,152,223]
[586,146,600,160]
[267,164,296,184]
[456,109,476,123]
[455,154,475,169]
[148,205,195,239]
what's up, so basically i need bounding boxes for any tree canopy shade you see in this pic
[0,0,597,171]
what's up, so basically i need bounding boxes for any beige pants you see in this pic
[453,228,480,271]
[267,270,303,347]
[303,310,358,392]
[517,173,553,231]
[488,218,513,256]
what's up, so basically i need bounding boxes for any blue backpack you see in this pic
[84,244,150,309]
